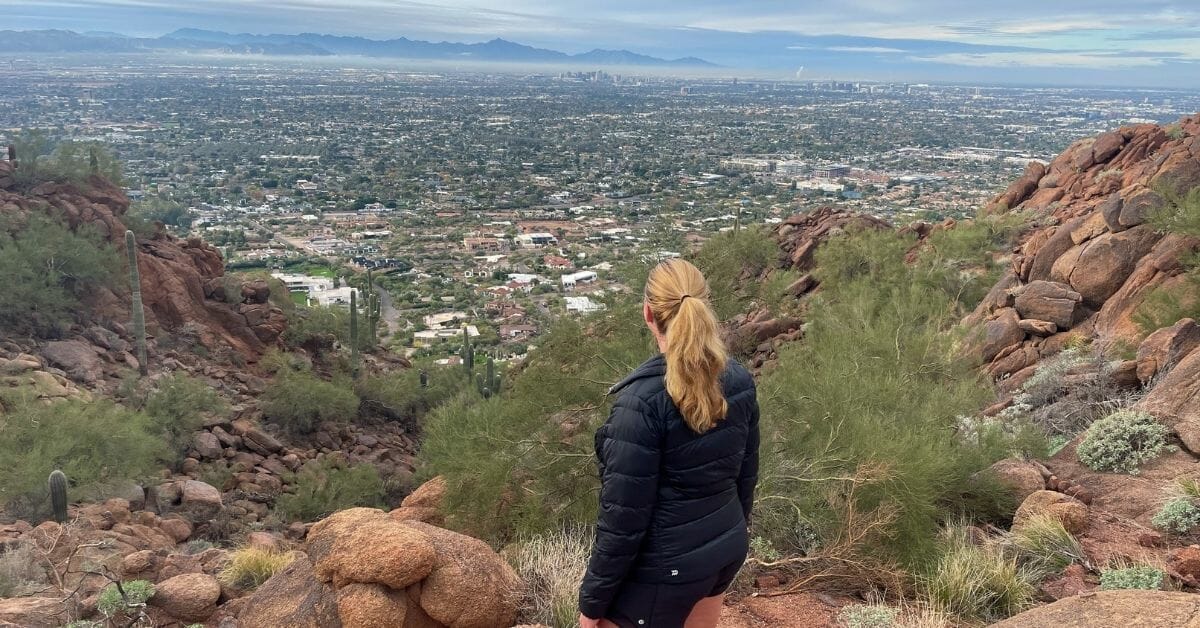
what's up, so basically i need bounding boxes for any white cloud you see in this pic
[910,51,1167,69]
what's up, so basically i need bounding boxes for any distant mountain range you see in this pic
[0,28,716,67]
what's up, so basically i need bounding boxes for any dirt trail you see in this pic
[718,592,845,627]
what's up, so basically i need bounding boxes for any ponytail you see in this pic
[645,259,729,433]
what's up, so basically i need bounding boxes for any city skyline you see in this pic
[2,0,1199,87]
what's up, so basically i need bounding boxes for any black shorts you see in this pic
[605,560,743,628]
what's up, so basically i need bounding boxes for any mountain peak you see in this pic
[0,28,713,67]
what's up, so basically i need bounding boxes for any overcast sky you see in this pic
[4,0,1199,86]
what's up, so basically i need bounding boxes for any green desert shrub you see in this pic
[97,579,155,620]
[274,459,384,522]
[1152,497,1200,534]
[0,396,166,518]
[690,226,778,319]
[0,210,120,336]
[1100,564,1165,590]
[282,304,351,349]
[838,604,898,628]
[922,527,1035,622]
[261,370,359,434]
[752,227,1035,564]
[356,367,469,421]
[421,299,653,542]
[140,373,227,460]
[1076,410,1170,474]
[506,526,592,628]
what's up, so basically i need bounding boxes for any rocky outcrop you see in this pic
[991,590,1200,627]
[727,207,892,368]
[972,115,1200,378]
[0,163,285,367]
[239,508,522,628]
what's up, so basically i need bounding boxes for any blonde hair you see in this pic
[644,258,728,433]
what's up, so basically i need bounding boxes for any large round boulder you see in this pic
[149,573,221,623]
[307,508,437,590]
[405,520,522,628]
[1013,490,1089,535]
[237,557,341,628]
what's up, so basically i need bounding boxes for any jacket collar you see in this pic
[608,353,666,395]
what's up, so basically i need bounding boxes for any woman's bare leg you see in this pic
[684,594,724,628]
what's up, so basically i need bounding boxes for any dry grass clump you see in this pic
[0,542,45,597]
[505,526,592,628]
[921,526,1035,622]
[1009,513,1088,575]
[217,546,297,590]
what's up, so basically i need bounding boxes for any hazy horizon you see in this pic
[2,0,1199,88]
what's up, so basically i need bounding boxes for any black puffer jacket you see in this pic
[578,353,759,619]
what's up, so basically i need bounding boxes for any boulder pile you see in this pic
[239,507,522,628]
[968,115,1200,388]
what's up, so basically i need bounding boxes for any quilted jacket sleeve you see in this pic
[737,393,760,520]
[578,393,662,620]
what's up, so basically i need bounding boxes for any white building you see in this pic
[313,287,357,307]
[561,271,598,290]
[565,296,605,314]
[271,272,335,295]
[517,233,558,248]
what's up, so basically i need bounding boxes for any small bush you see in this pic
[922,528,1035,622]
[261,370,359,434]
[1076,410,1170,475]
[282,304,351,349]
[0,396,166,518]
[97,579,155,620]
[0,211,120,335]
[356,367,469,422]
[1100,565,1165,590]
[507,526,592,628]
[141,373,227,461]
[1152,497,1200,534]
[218,546,296,590]
[274,459,384,522]
[838,604,898,628]
[0,542,44,597]
[1010,514,1085,576]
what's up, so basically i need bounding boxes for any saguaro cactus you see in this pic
[419,369,428,389]
[460,327,474,374]
[125,230,148,376]
[49,470,68,523]
[6,144,15,167]
[350,289,360,376]
[476,355,500,398]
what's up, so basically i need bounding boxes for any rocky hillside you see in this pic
[0,159,286,367]
[0,164,462,626]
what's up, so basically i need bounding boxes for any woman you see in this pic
[579,259,759,628]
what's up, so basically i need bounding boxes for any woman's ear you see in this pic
[643,301,656,330]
